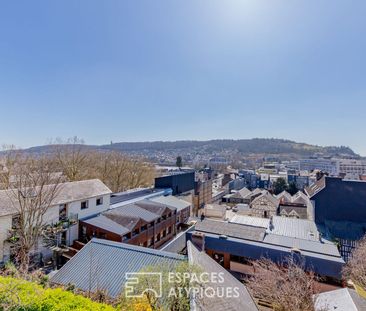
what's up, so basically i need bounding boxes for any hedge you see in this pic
[0,276,116,311]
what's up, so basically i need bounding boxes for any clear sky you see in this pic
[0,1,365,155]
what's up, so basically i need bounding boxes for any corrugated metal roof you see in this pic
[187,241,258,311]
[266,216,320,241]
[230,215,270,228]
[51,238,186,298]
[149,195,190,212]
[82,215,130,235]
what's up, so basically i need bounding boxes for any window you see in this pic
[149,221,154,228]
[81,200,89,210]
[96,197,103,206]
[11,216,20,229]
[168,226,172,234]
[59,204,67,221]
[141,225,147,232]
[132,228,139,236]
[122,234,130,241]
[157,218,161,224]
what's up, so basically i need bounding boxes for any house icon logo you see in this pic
[125,272,163,298]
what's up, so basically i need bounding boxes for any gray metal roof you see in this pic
[135,200,173,215]
[109,203,160,222]
[50,238,186,298]
[187,241,258,311]
[149,195,190,212]
[81,215,130,236]
[266,216,320,241]
[315,288,366,311]
[230,215,270,228]
[263,234,341,257]
[195,219,265,242]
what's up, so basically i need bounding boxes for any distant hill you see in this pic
[99,139,357,156]
[17,138,358,158]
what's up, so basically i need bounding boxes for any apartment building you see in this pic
[0,179,112,264]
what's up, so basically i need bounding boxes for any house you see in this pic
[187,216,345,280]
[187,241,258,311]
[249,191,280,218]
[50,238,186,298]
[0,179,112,264]
[277,191,311,219]
[149,195,191,229]
[80,199,177,249]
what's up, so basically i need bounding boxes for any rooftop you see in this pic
[315,288,366,311]
[50,238,186,298]
[187,241,258,311]
[0,179,112,217]
[149,195,190,212]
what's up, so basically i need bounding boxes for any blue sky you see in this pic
[0,1,365,155]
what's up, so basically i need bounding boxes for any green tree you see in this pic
[272,178,288,195]
[176,156,183,169]
[287,182,298,195]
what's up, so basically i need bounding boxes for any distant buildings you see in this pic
[300,158,339,176]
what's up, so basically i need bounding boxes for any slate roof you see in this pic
[251,191,280,207]
[195,219,265,242]
[230,187,252,200]
[0,179,112,217]
[305,176,326,198]
[135,200,173,215]
[149,195,190,212]
[103,212,140,231]
[187,241,258,311]
[275,190,292,203]
[81,215,130,236]
[110,203,159,222]
[50,238,186,298]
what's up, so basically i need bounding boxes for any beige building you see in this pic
[249,191,279,218]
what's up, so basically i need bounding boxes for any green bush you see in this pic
[0,276,116,311]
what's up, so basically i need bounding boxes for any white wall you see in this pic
[67,194,110,221]
[0,215,12,263]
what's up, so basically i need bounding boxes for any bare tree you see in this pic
[52,136,89,182]
[343,235,366,289]
[0,145,20,190]
[91,151,155,193]
[3,155,63,274]
[246,257,319,311]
